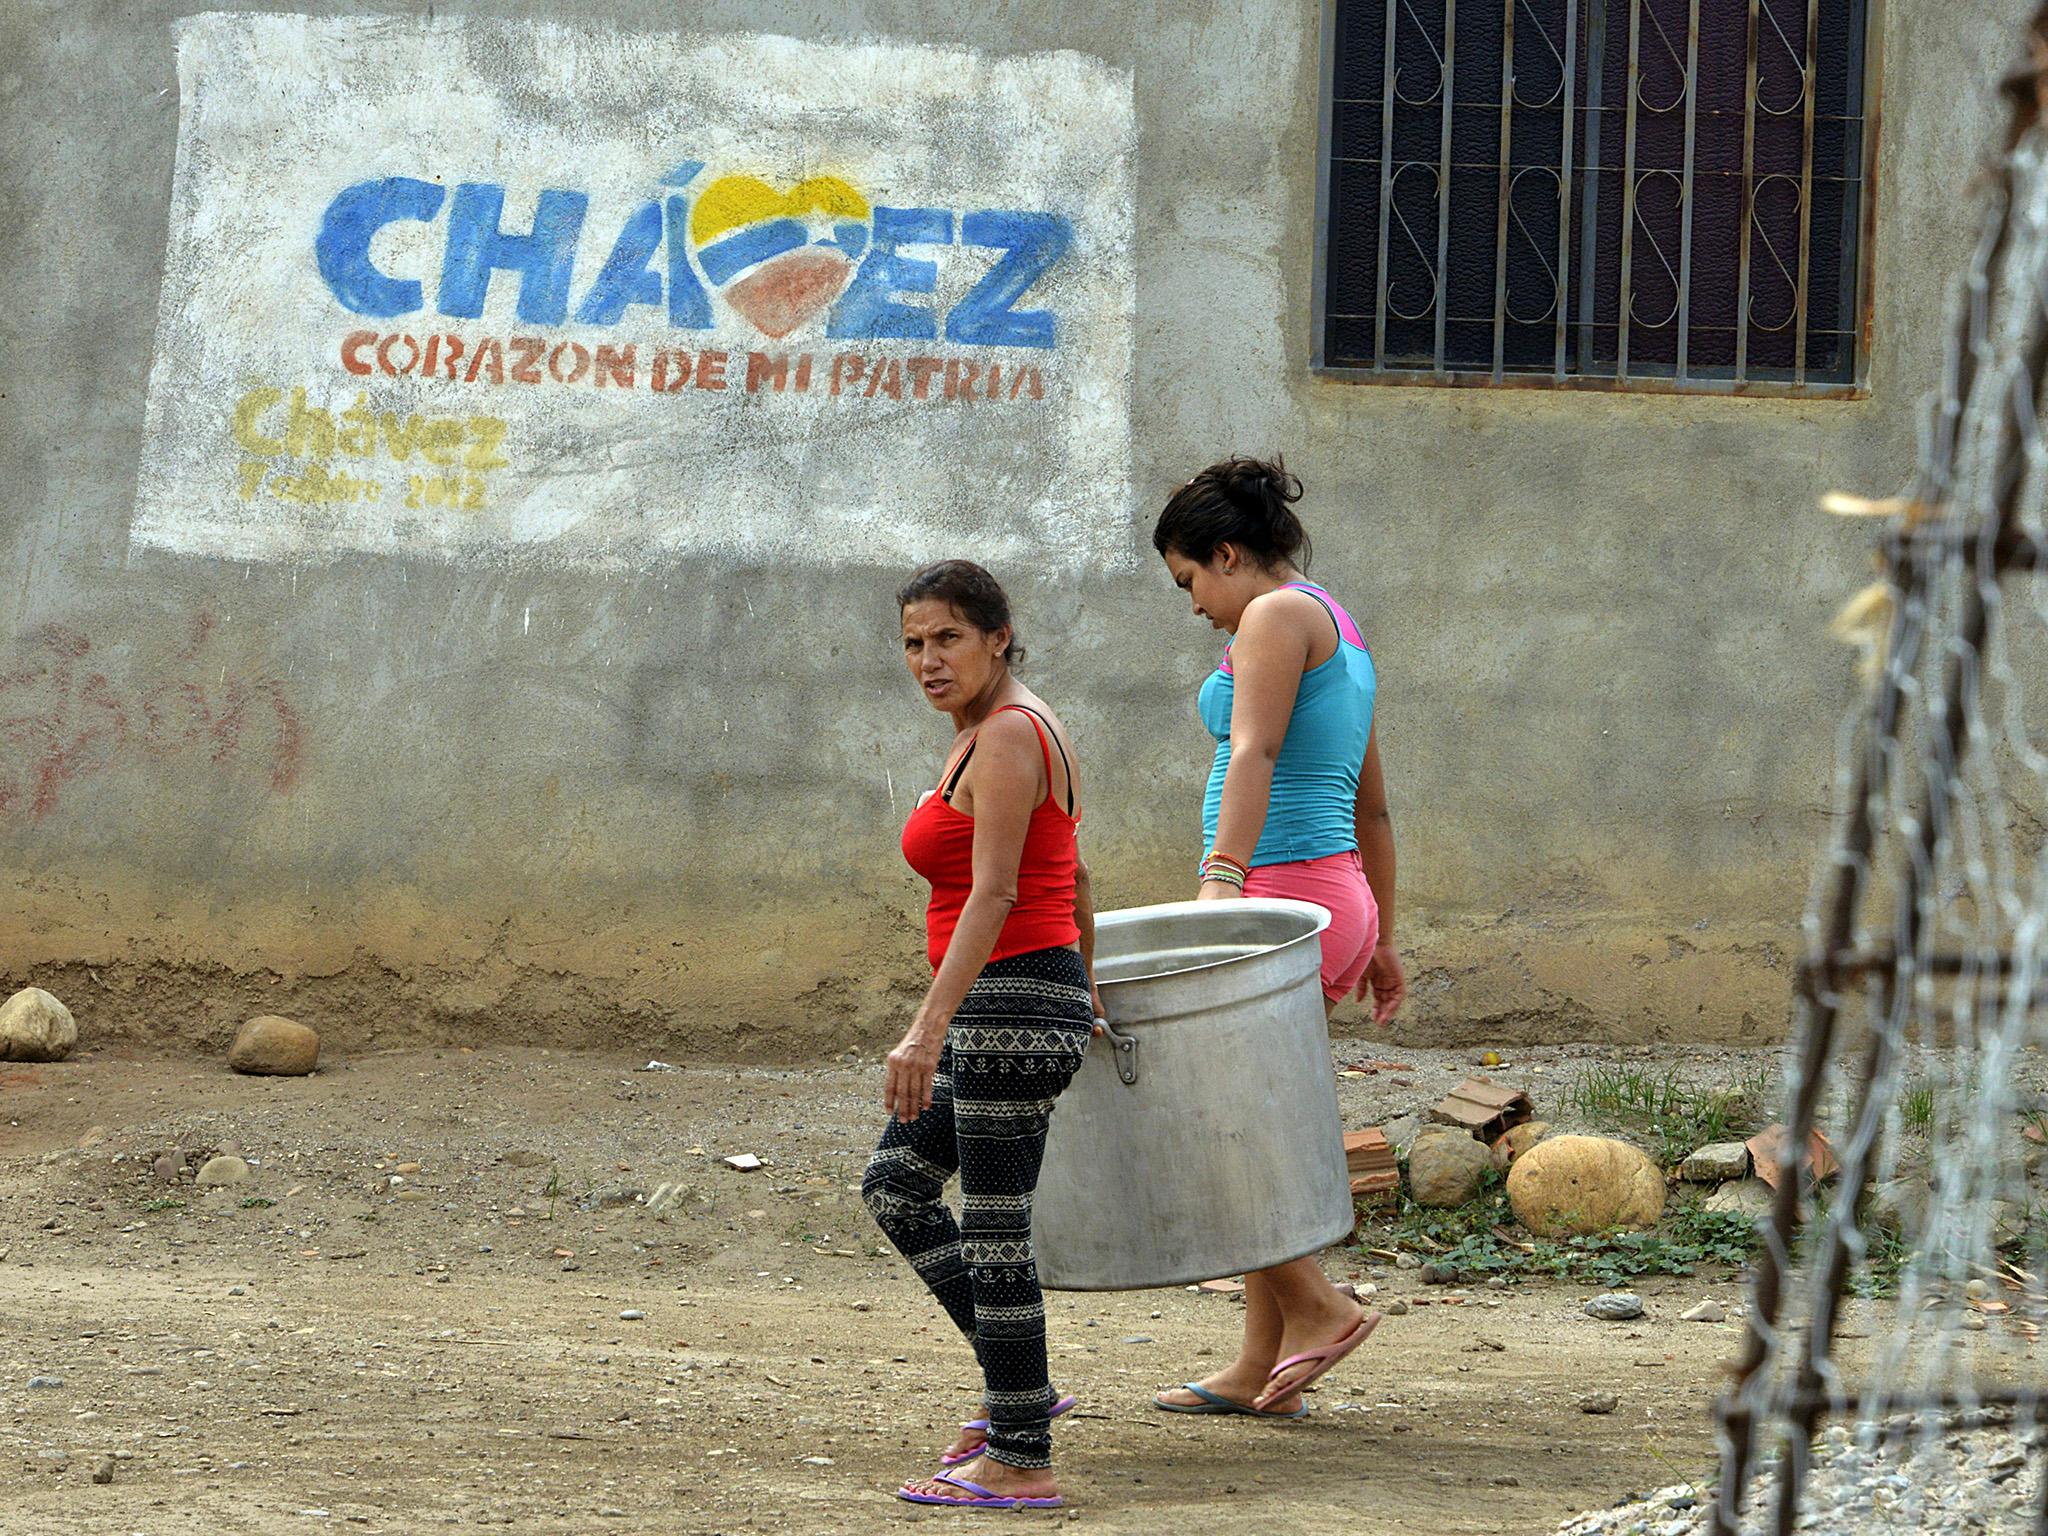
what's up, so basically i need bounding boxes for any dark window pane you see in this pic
[1325,158,1384,324]
[1328,314,1380,364]
[1451,0,1505,108]
[1383,311,1438,367]
[1686,170,1744,359]
[1444,161,1502,362]
[1695,0,1753,118]
[1332,99,1389,162]
[1444,318,1498,365]
[1332,0,1388,104]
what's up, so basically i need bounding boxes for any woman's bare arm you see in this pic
[884,713,1039,1120]
[1353,722,1405,1023]
[1354,723,1395,944]
[1074,854,1103,1018]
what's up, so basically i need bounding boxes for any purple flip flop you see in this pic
[897,1470,1064,1509]
[940,1392,1078,1466]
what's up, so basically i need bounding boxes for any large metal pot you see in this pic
[1033,898,1352,1290]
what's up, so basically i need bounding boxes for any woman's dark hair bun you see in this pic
[1152,454,1311,572]
[896,559,1024,667]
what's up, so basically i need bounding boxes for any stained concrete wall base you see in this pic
[2,895,1794,1059]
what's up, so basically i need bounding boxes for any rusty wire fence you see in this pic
[1708,16,2048,1533]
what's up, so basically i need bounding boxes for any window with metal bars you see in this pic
[1313,0,1878,394]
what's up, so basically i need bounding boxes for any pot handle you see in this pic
[1094,1017,1139,1086]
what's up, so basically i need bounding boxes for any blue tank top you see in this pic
[1198,582,1376,868]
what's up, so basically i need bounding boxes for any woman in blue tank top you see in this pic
[1149,455,1406,1420]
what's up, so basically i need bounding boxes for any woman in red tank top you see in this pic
[865,561,1099,1511]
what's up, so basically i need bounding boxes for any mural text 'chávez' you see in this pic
[316,169,1072,350]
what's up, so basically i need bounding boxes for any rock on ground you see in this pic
[195,1155,252,1188]
[1583,1292,1644,1321]
[1704,1176,1775,1219]
[1507,1135,1666,1236]
[0,988,76,1062]
[228,1015,320,1076]
[1407,1126,1493,1207]
[1679,1141,1751,1182]
[1866,1175,1931,1237]
[1490,1120,1552,1169]
[1382,1113,1423,1157]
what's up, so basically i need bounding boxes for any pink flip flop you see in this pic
[1254,1310,1382,1409]
[896,1470,1064,1509]
[941,1392,1078,1466]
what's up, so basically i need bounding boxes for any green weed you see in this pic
[1361,1189,1760,1288]
[1900,1081,1936,1133]
[1562,1063,1775,1166]
[1847,1224,1909,1299]
[139,1196,185,1213]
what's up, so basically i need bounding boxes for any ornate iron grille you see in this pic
[1314,0,1879,394]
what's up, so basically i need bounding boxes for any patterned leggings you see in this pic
[862,945,1093,1469]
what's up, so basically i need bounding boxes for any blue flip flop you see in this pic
[1152,1382,1309,1420]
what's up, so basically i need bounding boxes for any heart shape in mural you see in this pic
[691,174,871,339]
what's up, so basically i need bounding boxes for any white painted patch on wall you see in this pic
[134,14,1137,570]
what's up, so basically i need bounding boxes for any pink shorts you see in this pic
[1244,849,1380,1002]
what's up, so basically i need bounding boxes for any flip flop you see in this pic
[941,1392,1079,1465]
[896,1470,1064,1509]
[1254,1310,1382,1409]
[1151,1382,1309,1420]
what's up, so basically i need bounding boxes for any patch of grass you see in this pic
[1847,1224,1910,1299]
[139,1196,186,1213]
[1561,1063,1775,1166]
[1900,1081,1936,1133]
[239,1196,275,1209]
[1361,1189,1762,1288]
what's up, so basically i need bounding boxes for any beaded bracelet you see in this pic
[1200,852,1249,888]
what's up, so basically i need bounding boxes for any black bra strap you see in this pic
[1009,705,1077,816]
[938,705,1076,814]
[939,741,977,802]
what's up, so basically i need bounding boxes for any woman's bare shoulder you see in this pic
[1238,587,1326,648]
[1010,691,1070,732]
[978,705,1045,750]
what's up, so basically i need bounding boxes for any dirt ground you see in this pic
[0,1041,1892,1536]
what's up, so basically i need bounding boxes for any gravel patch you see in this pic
[1555,1414,2044,1535]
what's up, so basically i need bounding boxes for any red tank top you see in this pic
[900,704,1081,972]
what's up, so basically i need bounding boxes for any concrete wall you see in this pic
[0,0,2020,1058]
